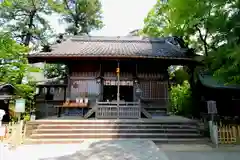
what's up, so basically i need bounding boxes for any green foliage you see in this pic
[143,0,228,55]
[44,63,67,79]
[0,33,38,120]
[0,33,29,83]
[0,0,56,47]
[211,44,240,84]
[143,0,240,84]
[169,81,193,116]
[170,67,190,85]
[142,0,169,37]
[56,0,104,35]
[22,113,31,121]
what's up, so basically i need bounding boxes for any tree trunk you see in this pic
[73,20,78,35]
[24,11,36,46]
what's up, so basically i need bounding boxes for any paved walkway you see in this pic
[158,144,240,160]
[165,151,240,160]
[3,140,240,160]
[6,140,169,160]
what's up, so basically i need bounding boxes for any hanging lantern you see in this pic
[50,87,55,94]
[135,88,142,97]
[133,77,139,84]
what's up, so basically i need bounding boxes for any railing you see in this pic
[3,120,26,149]
[205,115,240,145]
[218,124,238,144]
[95,101,141,119]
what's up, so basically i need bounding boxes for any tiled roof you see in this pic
[28,36,190,59]
[198,72,240,90]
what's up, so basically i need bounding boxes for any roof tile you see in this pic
[28,36,189,58]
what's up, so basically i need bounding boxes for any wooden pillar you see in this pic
[58,63,70,117]
[116,61,120,106]
[63,86,67,102]
[99,63,103,101]
[57,87,62,117]
[66,63,71,99]
[133,63,138,101]
[188,64,198,117]
[166,67,171,90]
[166,66,171,114]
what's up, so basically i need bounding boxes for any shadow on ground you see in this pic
[39,140,167,160]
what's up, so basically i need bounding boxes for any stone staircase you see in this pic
[24,119,207,144]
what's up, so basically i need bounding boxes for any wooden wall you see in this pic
[67,60,169,103]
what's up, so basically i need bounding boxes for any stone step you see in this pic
[26,119,203,145]
[34,128,199,134]
[147,110,166,113]
[153,138,211,144]
[28,119,198,125]
[24,139,84,144]
[30,132,201,139]
[24,138,207,144]
[37,124,198,130]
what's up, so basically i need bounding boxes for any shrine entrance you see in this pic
[103,80,134,102]
[120,86,134,102]
[103,86,117,101]
[103,86,134,102]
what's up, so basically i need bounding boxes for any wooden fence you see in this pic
[96,101,141,119]
[218,123,240,144]
[3,120,26,149]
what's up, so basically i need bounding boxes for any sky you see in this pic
[49,0,156,36]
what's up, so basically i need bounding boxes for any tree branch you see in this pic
[63,0,75,17]
[195,25,209,56]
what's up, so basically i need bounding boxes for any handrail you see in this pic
[96,101,140,105]
[95,101,141,119]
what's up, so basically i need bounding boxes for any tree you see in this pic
[143,0,240,84]
[43,0,104,78]
[141,0,169,38]
[170,68,190,85]
[143,0,230,56]
[44,63,67,79]
[169,81,193,116]
[0,32,39,119]
[0,33,29,83]
[0,0,56,47]
[58,0,104,35]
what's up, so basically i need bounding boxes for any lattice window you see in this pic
[139,81,167,100]
[70,79,100,99]
[139,81,150,98]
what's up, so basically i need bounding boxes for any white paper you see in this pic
[0,126,5,136]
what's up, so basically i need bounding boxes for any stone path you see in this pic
[158,144,240,160]
[4,140,240,160]
[165,151,240,160]
[7,140,169,160]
